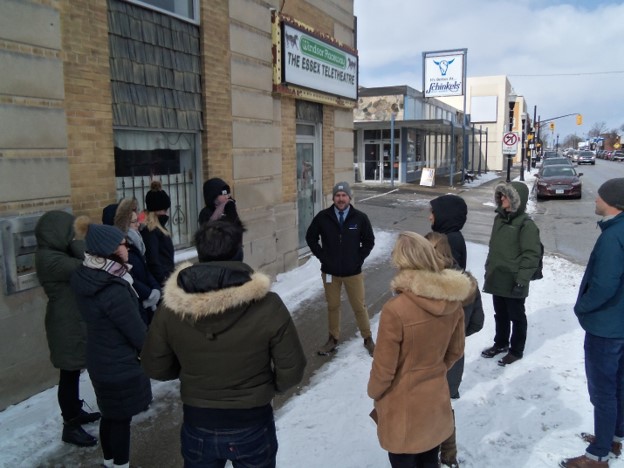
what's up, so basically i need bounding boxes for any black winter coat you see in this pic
[430,195,468,270]
[141,227,174,286]
[305,205,375,277]
[127,244,161,325]
[70,266,152,418]
[446,273,485,398]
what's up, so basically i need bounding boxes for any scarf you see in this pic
[127,228,146,256]
[83,253,138,296]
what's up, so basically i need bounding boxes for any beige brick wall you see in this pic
[281,96,297,203]
[60,0,116,218]
[201,0,233,184]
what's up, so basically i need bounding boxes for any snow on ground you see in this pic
[1,177,613,467]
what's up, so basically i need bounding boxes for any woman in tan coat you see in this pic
[368,232,472,468]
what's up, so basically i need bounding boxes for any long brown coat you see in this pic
[368,268,471,455]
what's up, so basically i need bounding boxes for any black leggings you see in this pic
[100,417,132,465]
[58,369,82,421]
[388,445,440,468]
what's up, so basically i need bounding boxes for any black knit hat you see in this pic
[598,178,624,210]
[145,180,171,212]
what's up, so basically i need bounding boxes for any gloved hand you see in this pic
[511,283,525,297]
[142,288,161,311]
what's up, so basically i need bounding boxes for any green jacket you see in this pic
[483,182,541,298]
[141,261,306,410]
[35,211,87,370]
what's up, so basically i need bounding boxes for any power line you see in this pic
[509,70,624,77]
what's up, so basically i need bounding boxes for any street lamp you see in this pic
[506,91,517,182]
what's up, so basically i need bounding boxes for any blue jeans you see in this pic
[585,333,624,459]
[180,419,278,468]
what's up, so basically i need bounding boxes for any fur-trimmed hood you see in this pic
[391,268,472,316]
[162,261,271,320]
[494,181,528,216]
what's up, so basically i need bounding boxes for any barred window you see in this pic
[114,130,199,248]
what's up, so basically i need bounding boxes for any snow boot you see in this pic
[317,335,338,355]
[481,345,508,358]
[62,422,97,447]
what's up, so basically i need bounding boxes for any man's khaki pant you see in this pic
[321,272,371,340]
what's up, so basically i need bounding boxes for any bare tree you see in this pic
[588,121,608,138]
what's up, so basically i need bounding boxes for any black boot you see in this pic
[62,423,98,447]
[66,408,101,425]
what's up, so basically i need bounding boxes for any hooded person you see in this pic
[198,177,242,227]
[114,199,161,325]
[141,219,306,468]
[142,180,174,285]
[481,181,542,366]
[425,231,484,467]
[34,210,101,448]
[70,217,152,468]
[429,194,468,270]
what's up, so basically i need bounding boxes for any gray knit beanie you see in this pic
[86,224,125,257]
[332,181,352,198]
[598,178,624,210]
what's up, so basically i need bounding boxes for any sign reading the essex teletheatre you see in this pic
[281,23,358,100]
[423,50,466,98]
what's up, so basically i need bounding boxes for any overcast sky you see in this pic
[354,0,624,143]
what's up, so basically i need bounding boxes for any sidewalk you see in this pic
[10,167,516,467]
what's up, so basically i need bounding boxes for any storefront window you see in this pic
[114,130,199,248]
[406,128,424,175]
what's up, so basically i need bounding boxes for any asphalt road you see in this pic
[530,157,624,264]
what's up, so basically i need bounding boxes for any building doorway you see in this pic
[296,123,322,248]
[364,141,399,182]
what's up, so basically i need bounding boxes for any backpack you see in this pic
[522,217,544,281]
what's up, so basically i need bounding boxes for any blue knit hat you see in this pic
[86,224,125,257]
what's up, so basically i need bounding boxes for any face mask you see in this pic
[158,214,169,227]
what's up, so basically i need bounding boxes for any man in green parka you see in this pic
[35,210,101,447]
[481,182,542,366]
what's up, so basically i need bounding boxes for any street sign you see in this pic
[502,132,520,154]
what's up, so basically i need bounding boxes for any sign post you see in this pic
[502,132,519,182]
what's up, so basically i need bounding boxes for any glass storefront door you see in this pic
[382,142,399,181]
[296,124,321,248]
[364,143,380,181]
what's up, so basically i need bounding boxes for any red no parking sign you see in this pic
[502,132,519,154]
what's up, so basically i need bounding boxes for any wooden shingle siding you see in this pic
[107,0,202,131]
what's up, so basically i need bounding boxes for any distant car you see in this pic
[575,150,596,165]
[613,151,624,161]
[542,151,559,160]
[541,157,574,168]
[534,164,583,199]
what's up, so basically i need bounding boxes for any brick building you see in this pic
[0,0,357,409]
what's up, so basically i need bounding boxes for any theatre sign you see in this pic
[273,14,358,105]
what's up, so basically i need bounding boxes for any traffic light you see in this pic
[576,114,583,125]
[549,122,555,131]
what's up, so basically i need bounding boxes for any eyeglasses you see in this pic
[119,241,129,249]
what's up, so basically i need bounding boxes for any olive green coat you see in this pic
[34,211,87,370]
[483,182,541,298]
